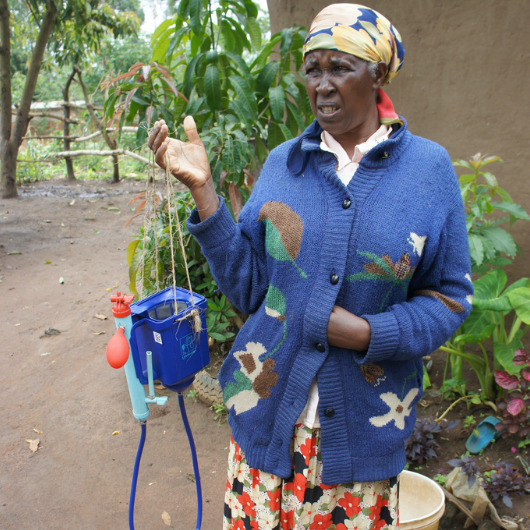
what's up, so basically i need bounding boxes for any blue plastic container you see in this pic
[129,286,209,392]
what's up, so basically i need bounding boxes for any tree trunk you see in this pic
[62,67,77,181]
[75,67,120,183]
[0,0,15,198]
[0,0,57,198]
[0,138,17,198]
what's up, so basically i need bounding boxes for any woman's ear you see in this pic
[374,62,388,89]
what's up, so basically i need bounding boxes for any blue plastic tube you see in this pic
[178,393,203,530]
[129,422,147,530]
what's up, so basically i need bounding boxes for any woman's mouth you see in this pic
[318,105,339,116]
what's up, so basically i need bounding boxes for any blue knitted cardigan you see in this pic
[187,119,473,485]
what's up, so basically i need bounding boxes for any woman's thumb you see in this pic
[183,115,201,144]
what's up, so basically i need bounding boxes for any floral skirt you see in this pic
[223,424,399,530]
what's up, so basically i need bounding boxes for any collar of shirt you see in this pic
[320,124,391,170]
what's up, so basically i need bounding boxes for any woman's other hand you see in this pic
[327,305,371,351]
[148,116,219,221]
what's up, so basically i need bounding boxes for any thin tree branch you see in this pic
[51,148,152,165]
[75,66,116,150]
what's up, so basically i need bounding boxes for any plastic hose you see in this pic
[178,393,203,530]
[129,422,147,530]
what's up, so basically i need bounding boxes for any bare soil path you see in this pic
[0,178,230,530]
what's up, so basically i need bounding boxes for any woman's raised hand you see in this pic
[148,116,211,192]
[148,116,219,221]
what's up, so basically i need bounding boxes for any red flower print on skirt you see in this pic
[223,424,399,529]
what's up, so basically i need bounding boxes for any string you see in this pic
[164,150,202,336]
[163,152,179,315]
[139,151,152,300]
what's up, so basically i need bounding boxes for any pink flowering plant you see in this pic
[494,349,530,444]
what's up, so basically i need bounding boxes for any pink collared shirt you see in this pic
[297,124,392,429]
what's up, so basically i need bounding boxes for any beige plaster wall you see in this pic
[267,0,530,281]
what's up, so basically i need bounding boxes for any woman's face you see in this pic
[304,49,383,139]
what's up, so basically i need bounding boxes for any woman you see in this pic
[148,4,473,529]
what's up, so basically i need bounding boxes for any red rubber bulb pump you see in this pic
[106,328,129,369]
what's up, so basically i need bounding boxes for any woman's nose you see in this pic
[316,72,335,94]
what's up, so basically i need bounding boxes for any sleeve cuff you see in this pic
[186,196,237,250]
[354,311,400,364]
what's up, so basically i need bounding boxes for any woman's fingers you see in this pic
[183,115,202,144]
[148,120,168,153]
[155,140,168,169]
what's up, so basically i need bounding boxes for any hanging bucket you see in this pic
[129,286,210,392]
[399,470,445,530]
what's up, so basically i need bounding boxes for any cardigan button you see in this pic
[382,151,390,159]
[315,343,326,353]
[324,408,335,417]
[330,273,339,285]
[342,198,351,209]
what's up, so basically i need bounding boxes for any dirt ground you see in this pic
[0,178,231,530]
[1,177,529,530]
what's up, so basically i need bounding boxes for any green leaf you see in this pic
[245,17,261,50]
[204,64,222,111]
[267,120,293,150]
[423,365,431,391]
[454,324,496,345]
[268,86,285,123]
[251,34,282,71]
[228,100,252,135]
[223,135,241,174]
[507,287,530,324]
[126,239,140,267]
[473,268,507,300]
[183,53,205,97]
[255,61,280,95]
[286,101,305,135]
[496,187,513,203]
[472,296,512,312]
[209,332,227,342]
[491,201,530,221]
[480,226,517,258]
[152,26,175,63]
[189,0,202,35]
[459,174,475,186]
[503,278,530,296]
[225,52,252,83]
[494,342,522,375]
[481,171,498,190]
[150,17,176,46]
[229,75,257,118]
[453,159,472,169]
[280,27,293,55]
[468,234,484,267]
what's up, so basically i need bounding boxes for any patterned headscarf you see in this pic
[303,4,405,86]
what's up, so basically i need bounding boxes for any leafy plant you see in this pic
[126,189,241,345]
[441,154,530,399]
[494,349,530,439]
[448,456,530,508]
[433,473,447,487]
[441,267,530,400]
[482,461,530,508]
[114,0,314,352]
[105,0,311,206]
[463,415,476,429]
[405,417,458,464]
[447,455,482,488]
[453,153,530,274]
[210,401,228,424]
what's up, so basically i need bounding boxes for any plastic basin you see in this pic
[399,470,445,530]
